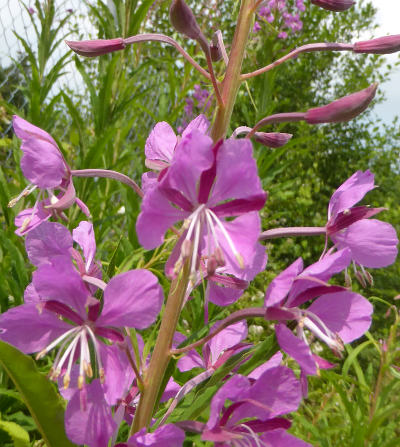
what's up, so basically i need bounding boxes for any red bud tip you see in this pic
[354,35,400,55]
[311,0,355,12]
[254,132,292,148]
[305,83,377,124]
[65,38,125,57]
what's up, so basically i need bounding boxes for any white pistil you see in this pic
[190,218,202,283]
[8,184,37,207]
[36,327,79,360]
[53,332,81,379]
[206,209,244,268]
[237,424,268,447]
[86,325,105,383]
[303,317,343,352]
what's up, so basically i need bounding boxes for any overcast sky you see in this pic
[368,0,400,124]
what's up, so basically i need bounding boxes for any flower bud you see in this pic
[305,83,377,124]
[311,0,355,11]
[354,35,400,54]
[254,132,292,148]
[65,38,125,57]
[170,0,208,49]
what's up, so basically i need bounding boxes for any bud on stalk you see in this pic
[170,0,208,51]
[254,132,292,148]
[354,35,400,54]
[311,0,355,12]
[65,38,125,57]
[305,83,377,124]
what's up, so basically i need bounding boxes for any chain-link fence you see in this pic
[0,0,96,136]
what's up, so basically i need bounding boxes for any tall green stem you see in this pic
[131,0,256,433]
[210,0,255,142]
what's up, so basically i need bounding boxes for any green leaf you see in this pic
[0,420,29,447]
[0,341,75,447]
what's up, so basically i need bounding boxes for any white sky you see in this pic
[369,0,400,124]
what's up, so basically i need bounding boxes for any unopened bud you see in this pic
[354,35,400,55]
[210,32,222,62]
[65,38,126,57]
[170,0,208,50]
[311,0,355,12]
[254,132,292,148]
[305,83,377,124]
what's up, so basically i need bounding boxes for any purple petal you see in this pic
[161,129,214,204]
[207,375,251,430]
[328,170,375,219]
[13,115,58,146]
[333,219,398,268]
[211,195,267,217]
[33,257,89,316]
[231,365,302,423]
[208,138,265,207]
[20,137,66,188]
[207,280,244,306]
[0,303,70,353]
[208,321,248,366]
[65,380,117,447]
[97,270,163,329]
[177,349,205,372]
[275,324,317,376]
[327,206,384,234]
[260,429,312,446]
[141,171,158,193]
[160,378,181,402]
[14,203,51,236]
[181,114,210,138]
[145,122,177,164]
[24,282,41,303]
[73,221,96,270]
[136,186,188,249]
[308,291,373,343]
[99,343,134,405]
[265,258,303,307]
[126,424,185,447]
[25,221,72,266]
[248,352,283,379]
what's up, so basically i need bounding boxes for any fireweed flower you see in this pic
[116,424,185,447]
[198,364,311,446]
[326,170,398,283]
[0,258,163,402]
[142,114,209,192]
[137,130,267,288]
[8,115,89,235]
[264,249,373,382]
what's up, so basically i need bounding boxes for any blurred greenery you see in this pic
[0,0,399,445]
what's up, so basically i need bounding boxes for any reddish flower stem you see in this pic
[259,226,326,240]
[241,42,354,80]
[245,112,306,139]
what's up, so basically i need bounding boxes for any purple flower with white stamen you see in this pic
[9,116,89,235]
[137,130,267,285]
[264,250,373,382]
[0,258,163,401]
[326,170,398,283]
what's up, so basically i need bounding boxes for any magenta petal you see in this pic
[65,380,117,447]
[207,280,244,306]
[161,129,214,204]
[265,258,303,307]
[73,221,96,270]
[20,137,65,188]
[145,122,177,164]
[15,204,51,236]
[0,303,70,353]
[99,343,134,405]
[260,429,312,446]
[33,257,89,316]
[275,324,317,375]
[328,170,375,219]
[136,186,188,249]
[177,349,204,372]
[211,194,267,217]
[13,115,58,146]
[248,352,283,379]
[24,282,41,303]
[208,321,248,366]
[141,171,158,193]
[181,114,210,138]
[208,138,265,206]
[231,365,301,423]
[25,221,72,266]
[308,291,373,343]
[98,269,163,329]
[333,219,398,268]
[160,378,181,402]
[126,424,185,447]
